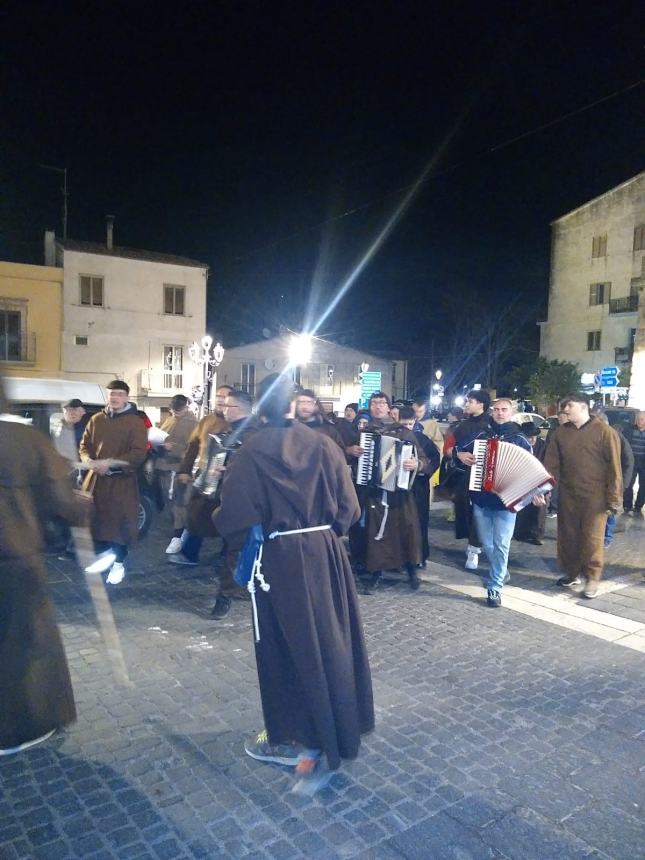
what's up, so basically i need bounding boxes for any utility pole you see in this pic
[40,164,68,239]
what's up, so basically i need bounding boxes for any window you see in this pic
[75,335,88,346]
[163,346,183,389]
[164,285,185,315]
[0,309,22,360]
[591,235,607,258]
[79,275,103,306]
[634,224,645,252]
[588,282,610,306]
[587,330,601,351]
[241,362,256,394]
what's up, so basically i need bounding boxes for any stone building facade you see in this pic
[539,172,645,406]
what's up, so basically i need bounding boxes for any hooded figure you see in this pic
[0,377,84,752]
[213,374,374,773]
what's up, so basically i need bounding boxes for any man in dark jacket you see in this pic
[513,422,547,545]
[455,398,531,607]
[209,389,261,618]
[295,389,345,451]
[399,407,441,565]
[452,390,493,571]
[623,410,645,514]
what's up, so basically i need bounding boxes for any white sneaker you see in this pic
[106,562,125,585]
[165,537,183,554]
[465,551,479,570]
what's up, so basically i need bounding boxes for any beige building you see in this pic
[0,261,64,377]
[216,334,408,413]
[44,225,209,420]
[539,172,645,406]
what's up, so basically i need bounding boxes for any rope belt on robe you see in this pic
[248,524,333,643]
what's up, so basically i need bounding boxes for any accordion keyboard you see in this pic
[357,432,376,486]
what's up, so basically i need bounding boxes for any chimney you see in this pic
[44,230,57,266]
[106,215,115,250]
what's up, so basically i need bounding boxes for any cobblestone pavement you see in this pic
[1,506,644,859]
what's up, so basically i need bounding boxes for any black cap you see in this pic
[521,422,539,437]
[62,398,84,408]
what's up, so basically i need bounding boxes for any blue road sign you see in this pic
[601,378,618,388]
[601,366,619,378]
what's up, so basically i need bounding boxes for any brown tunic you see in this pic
[0,418,83,748]
[155,410,197,472]
[544,415,622,582]
[213,421,374,770]
[352,421,428,572]
[79,406,148,545]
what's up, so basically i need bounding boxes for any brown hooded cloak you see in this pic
[213,420,374,770]
[1,380,84,748]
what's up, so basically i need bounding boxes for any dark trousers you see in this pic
[623,462,644,511]
[514,503,546,541]
[453,476,481,548]
[94,541,128,563]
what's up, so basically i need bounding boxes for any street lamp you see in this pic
[287,333,313,383]
[189,335,225,417]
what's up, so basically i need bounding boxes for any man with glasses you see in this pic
[294,389,345,450]
[210,390,260,618]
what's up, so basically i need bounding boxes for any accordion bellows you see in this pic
[469,438,555,512]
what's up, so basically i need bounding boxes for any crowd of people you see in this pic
[1,370,643,776]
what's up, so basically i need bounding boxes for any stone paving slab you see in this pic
[1,510,644,859]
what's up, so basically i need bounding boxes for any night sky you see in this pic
[2,1,643,382]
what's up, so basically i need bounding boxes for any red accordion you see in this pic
[469,438,555,512]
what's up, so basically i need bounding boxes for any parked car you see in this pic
[4,377,156,537]
[514,412,550,437]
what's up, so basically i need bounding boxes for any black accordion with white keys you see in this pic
[356,431,417,492]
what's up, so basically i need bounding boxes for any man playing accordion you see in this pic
[453,398,531,608]
[348,391,429,594]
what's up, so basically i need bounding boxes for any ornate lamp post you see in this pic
[189,335,225,418]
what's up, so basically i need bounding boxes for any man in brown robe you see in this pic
[79,380,148,584]
[294,388,346,451]
[0,378,83,753]
[349,391,427,594]
[542,394,622,599]
[213,374,374,774]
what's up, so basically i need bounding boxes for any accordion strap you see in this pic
[374,490,389,541]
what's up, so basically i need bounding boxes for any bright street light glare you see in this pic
[288,333,313,366]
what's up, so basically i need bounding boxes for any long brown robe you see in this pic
[0,417,83,748]
[155,410,197,531]
[351,421,428,572]
[544,416,622,583]
[213,420,374,770]
[79,406,148,545]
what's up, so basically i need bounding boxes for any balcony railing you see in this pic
[615,346,632,363]
[609,295,639,314]
[0,332,36,364]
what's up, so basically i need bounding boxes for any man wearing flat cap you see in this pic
[79,380,148,584]
[53,398,87,464]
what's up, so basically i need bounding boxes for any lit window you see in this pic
[163,346,183,388]
[241,363,256,394]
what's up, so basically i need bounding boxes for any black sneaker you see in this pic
[211,595,232,619]
[363,571,381,595]
[486,589,501,608]
[408,568,421,591]
[557,576,582,587]
[244,730,301,765]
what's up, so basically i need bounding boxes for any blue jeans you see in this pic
[604,514,616,544]
[472,505,517,592]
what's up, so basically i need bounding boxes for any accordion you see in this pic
[356,431,417,492]
[469,438,555,512]
[192,434,230,497]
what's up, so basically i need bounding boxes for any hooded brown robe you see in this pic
[213,420,374,770]
[351,421,428,572]
[79,405,148,545]
[0,405,83,748]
